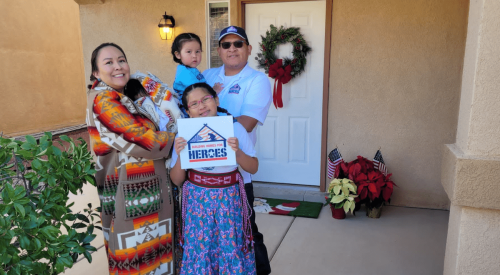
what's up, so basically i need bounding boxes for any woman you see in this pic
[86,43,176,275]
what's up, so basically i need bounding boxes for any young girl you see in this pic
[171,33,222,116]
[170,83,257,274]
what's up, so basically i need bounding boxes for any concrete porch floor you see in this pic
[63,183,449,275]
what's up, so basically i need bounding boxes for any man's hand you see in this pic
[236,115,258,132]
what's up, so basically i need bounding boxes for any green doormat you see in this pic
[253,197,323,218]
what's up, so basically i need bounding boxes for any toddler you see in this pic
[171,33,222,116]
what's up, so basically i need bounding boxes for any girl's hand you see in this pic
[213,83,223,94]
[174,137,187,155]
[227,137,239,152]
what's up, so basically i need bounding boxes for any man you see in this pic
[203,25,272,275]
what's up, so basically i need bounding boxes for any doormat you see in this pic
[253,198,323,218]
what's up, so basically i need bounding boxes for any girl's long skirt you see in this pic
[180,181,256,274]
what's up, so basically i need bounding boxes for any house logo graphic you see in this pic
[228,84,241,94]
[187,124,228,163]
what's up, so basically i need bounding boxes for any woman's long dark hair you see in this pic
[88,43,127,89]
[171,33,202,64]
[181,83,229,115]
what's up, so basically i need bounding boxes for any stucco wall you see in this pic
[456,0,500,156]
[444,205,500,275]
[328,0,469,209]
[0,0,86,136]
[79,0,207,89]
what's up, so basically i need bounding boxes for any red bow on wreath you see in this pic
[268,59,292,109]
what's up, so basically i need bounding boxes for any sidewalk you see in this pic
[64,184,449,275]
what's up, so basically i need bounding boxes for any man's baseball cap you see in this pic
[218,26,249,44]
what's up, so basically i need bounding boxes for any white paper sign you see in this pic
[177,116,236,169]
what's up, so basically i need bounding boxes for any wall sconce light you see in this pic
[158,12,175,40]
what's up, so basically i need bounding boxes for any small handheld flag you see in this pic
[327,148,343,179]
[373,149,388,176]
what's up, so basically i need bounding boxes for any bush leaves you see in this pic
[0,133,99,274]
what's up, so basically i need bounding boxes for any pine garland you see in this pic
[255,24,311,78]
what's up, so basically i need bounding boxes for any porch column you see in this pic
[441,0,500,274]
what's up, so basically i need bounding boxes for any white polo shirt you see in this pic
[203,63,272,183]
[203,63,272,145]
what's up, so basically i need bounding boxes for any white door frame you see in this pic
[238,0,333,192]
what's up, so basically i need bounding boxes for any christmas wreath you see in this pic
[255,24,311,108]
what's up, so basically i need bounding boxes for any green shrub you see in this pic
[0,132,100,275]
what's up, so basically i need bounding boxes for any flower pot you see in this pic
[366,206,382,218]
[330,204,346,219]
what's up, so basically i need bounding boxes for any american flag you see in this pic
[189,126,224,143]
[327,148,343,179]
[373,149,388,176]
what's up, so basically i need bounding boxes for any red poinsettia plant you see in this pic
[334,156,397,210]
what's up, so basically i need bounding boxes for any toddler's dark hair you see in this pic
[181,83,230,115]
[171,33,202,64]
[124,79,148,100]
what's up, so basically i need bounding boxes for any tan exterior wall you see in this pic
[0,0,86,136]
[328,0,469,209]
[444,205,500,275]
[442,0,500,273]
[79,0,208,90]
[455,0,500,156]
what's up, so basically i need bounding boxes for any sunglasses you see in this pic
[220,40,247,49]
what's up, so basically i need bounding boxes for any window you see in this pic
[206,1,229,68]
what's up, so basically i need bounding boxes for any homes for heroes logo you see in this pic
[187,124,227,163]
[178,116,236,169]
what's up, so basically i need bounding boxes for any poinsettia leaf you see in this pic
[359,188,368,200]
[386,181,394,189]
[369,191,376,201]
[368,183,377,194]
[355,174,367,182]
[376,178,385,187]
[334,163,341,178]
[341,162,348,173]
[330,195,345,204]
[334,185,341,195]
[346,183,356,193]
[383,187,393,201]
[376,185,382,198]
[343,201,351,213]
[342,186,349,196]
[350,201,356,213]
[354,163,361,176]
[357,182,368,188]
